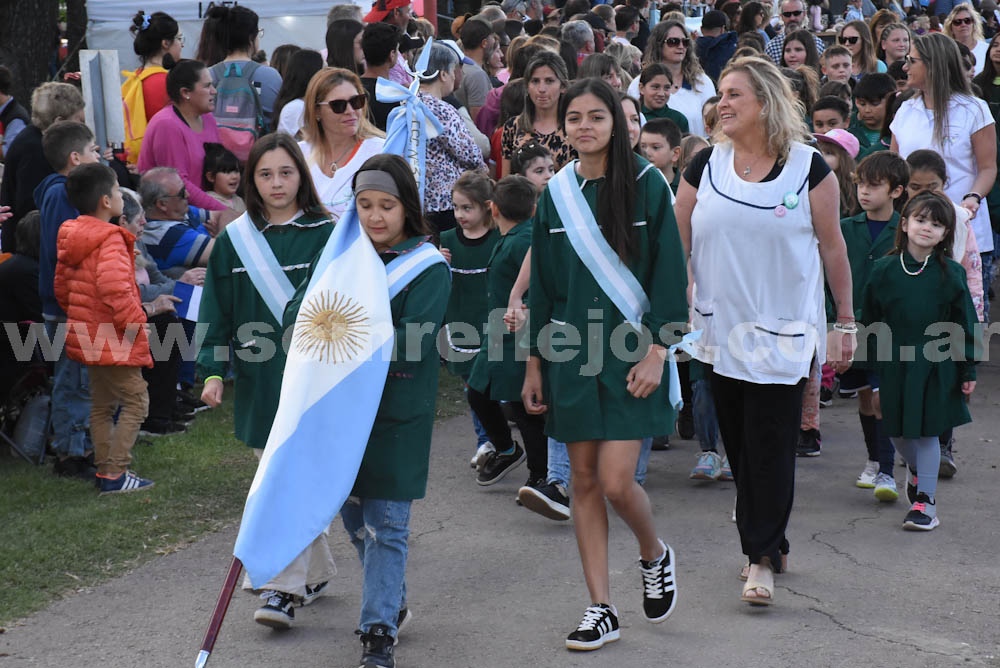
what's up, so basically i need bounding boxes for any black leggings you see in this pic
[466,386,547,480]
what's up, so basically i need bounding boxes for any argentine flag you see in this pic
[235,202,395,589]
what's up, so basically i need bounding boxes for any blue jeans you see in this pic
[547,437,654,486]
[341,497,411,636]
[45,320,93,458]
[692,379,718,452]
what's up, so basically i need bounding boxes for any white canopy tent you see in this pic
[85,0,371,73]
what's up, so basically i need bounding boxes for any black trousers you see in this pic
[141,312,181,421]
[466,386,547,480]
[710,370,804,567]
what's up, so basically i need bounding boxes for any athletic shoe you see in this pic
[476,442,525,486]
[359,624,395,667]
[939,438,957,478]
[651,435,671,451]
[518,480,571,520]
[470,441,495,469]
[254,590,296,629]
[855,460,879,489]
[639,539,677,623]
[677,404,695,439]
[98,470,155,495]
[689,450,723,480]
[819,385,834,407]
[873,472,899,502]
[565,604,620,651]
[719,456,733,481]
[140,418,187,436]
[905,470,918,505]
[838,389,859,399]
[515,475,544,506]
[902,493,939,531]
[796,429,821,457]
[302,581,328,606]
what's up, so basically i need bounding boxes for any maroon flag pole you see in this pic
[195,557,243,668]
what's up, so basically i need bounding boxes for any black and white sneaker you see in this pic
[476,442,525,486]
[254,590,296,629]
[565,604,620,651]
[302,581,328,606]
[902,493,939,531]
[359,624,395,668]
[517,480,571,520]
[639,539,677,623]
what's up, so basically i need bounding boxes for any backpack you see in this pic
[210,61,268,162]
[121,65,167,165]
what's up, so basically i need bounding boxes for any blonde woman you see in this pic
[299,67,385,222]
[627,20,716,136]
[945,3,989,75]
[674,56,855,606]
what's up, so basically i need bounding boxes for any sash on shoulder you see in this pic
[548,161,650,328]
[227,214,296,325]
[385,241,448,299]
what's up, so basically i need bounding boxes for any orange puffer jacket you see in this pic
[54,215,152,367]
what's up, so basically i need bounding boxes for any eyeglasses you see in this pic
[951,16,975,25]
[904,54,922,65]
[161,187,188,201]
[319,94,367,114]
[838,35,861,45]
[781,9,804,17]
[663,36,690,48]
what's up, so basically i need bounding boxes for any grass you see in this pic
[0,371,468,627]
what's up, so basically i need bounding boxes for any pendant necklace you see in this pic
[899,252,930,276]
[328,141,359,176]
[743,165,752,177]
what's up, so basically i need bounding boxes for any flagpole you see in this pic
[195,557,243,668]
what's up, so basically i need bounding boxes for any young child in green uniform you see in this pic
[466,176,550,491]
[849,73,895,160]
[639,118,683,193]
[860,191,979,532]
[524,78,687,650]
[439,171,501,470]
[638,63,690,133]
[197,133,336,629]
[835,151,909,500]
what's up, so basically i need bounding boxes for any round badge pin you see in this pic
[774,205,787,218]
[783,192,799,210]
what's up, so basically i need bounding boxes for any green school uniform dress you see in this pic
[197,212,333,449]
[440,226,500,377]
[641,104,690,134]
[848,123,888,160]
[467,221,532,402]
[529,159,688,443]
[861,253,978,439]
[283,236,451,501]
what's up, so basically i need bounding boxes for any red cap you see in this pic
[364,0,411,23]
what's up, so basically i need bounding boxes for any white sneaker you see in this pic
[855,460,879,488]
[470,442,495,469]
[873,472,899,502]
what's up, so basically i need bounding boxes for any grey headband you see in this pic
[354,170,401,199]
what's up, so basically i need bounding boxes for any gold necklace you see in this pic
[327,141,359,175]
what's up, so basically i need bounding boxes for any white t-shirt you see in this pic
[890,94,995,252]
[277,98,305,139]
[972,39,988,76]
[627,72,716,138]
[298,136,386,223]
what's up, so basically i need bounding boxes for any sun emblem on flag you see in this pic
[295,291,369,363]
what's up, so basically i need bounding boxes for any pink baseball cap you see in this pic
[813,128,860,159]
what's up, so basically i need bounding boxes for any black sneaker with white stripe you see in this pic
[254,590,296,629]
[639,539,677,623]
[565,604,619,651]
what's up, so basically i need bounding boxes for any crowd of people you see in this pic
[0,0,994,665]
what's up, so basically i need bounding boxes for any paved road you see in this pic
[3,356,999,667]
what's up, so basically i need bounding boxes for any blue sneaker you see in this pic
[98,471,155,496]
[689,451,723,480]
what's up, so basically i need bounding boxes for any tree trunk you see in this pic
[0,0,59,111]
[64,0,88,77]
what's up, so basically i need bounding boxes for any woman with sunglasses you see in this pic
[944,3,988,75]
[892,32,997,320]
[839,20,887,80]
[628,20,716,137]
[299,68,385,223]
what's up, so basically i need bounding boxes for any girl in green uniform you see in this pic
[197,133,336,628]
[861,191,979,531]
[523,78,688,650]
[439,171,501,469]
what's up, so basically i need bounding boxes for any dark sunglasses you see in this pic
[781,9,804,17]
[319,94,366,114]
[951,16,975,25]
[838,35,861,45]
[663,36,690,48]
[161,187,188,201]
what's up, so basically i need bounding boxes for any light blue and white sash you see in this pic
[548,161,650,328]
[385,241,447,299]
[227,214,295,325]
[666,330,702,411]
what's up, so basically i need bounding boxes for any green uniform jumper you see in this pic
[197,212,333,449]
[529,159,688,443]
[640,104,690,134]
[439,226,499,377]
